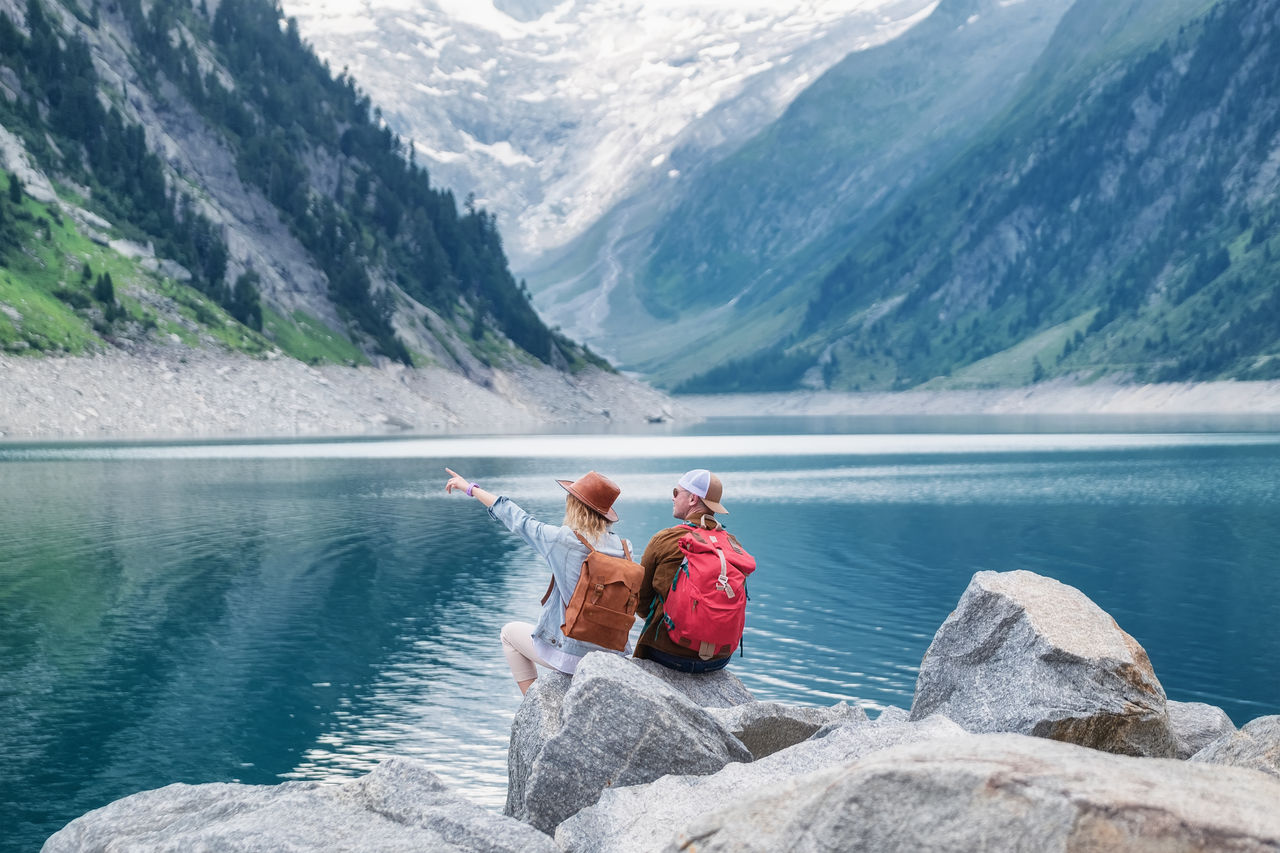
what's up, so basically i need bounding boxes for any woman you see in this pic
[444,466,633,694]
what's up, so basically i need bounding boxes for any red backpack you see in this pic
[661,524,756,659]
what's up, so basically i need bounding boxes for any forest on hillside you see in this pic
[0,0,599,369]
[676,0,1280,393]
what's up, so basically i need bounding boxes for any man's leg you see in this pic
[645,646,730,673]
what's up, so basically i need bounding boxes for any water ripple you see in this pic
[4,431,1280,852]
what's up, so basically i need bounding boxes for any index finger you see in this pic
[445,467,459,478]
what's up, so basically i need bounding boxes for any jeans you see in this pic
[645,646,731,673]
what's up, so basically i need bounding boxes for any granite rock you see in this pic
[556,714,965,853]
[631,658,755,707]
[671,732,1280,852]
[513,653,751,835]
[910,570,1176,757]
[1191,715,1280,778]
[1167,699,1237,760]
[42,757,556,853]
[871,705,911,725]
[707,700,868,759]
[504,671,572,818]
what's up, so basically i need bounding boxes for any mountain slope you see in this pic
[527,0,1084,384]
[0,0,600,376]
[780,0,1280,391]
[638,0,1077,320]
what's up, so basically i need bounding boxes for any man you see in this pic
[634,468,749,672]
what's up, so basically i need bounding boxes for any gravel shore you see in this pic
[678,379,1280,418]
[0,347,687,440]
[5,349,1280,442]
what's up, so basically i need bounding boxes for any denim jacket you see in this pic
[488,496,633,658]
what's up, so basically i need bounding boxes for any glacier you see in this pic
[277,0,938,265]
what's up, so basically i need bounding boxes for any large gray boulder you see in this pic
[504,655,754,825]
[707,701,868,759]
[556,714,965,853]
[510,653,751,835]
[1191,715,1280,778]
[43,757,556,853]
[1167,699,1237,760]
[631,658,755,707]
[504,671,572,817]
[910,570,1176,757]
[671,733,1280,852]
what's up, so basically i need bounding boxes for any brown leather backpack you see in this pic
[542,532,641,651]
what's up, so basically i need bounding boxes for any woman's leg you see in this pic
[500,621,549,694]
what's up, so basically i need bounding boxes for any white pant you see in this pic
[500,621,550,683]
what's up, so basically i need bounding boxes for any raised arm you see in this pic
[445,466,562,560]
[444,467,498,508]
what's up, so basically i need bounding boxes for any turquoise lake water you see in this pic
[3,416,1280,851]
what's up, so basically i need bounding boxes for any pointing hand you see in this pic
[444,467,469,494]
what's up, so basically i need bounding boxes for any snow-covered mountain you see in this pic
[276,0,938,265]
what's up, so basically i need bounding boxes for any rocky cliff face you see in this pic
[0,0,603,382]
[795,0,1280,392]
[0,0,323,346]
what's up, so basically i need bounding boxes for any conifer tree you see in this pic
[93,271,114,303]
[230,269,263,331]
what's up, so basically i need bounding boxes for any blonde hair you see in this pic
[563,494,611,544]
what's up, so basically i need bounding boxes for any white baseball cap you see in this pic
[677,469,728,514]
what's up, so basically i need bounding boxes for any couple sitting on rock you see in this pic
[444,466,749,693]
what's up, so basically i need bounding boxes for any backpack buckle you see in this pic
[714,547,733,598]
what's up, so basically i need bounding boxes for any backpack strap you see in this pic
[712,538,733,598]
[682,525,734,598]
[548,532,631,607]
[573,530,632,561]
[684,523,745,559]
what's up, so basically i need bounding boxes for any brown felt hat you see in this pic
[556,470,620,522]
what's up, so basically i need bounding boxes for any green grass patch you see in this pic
[925,309,1098,388]
[0,191,103,353]
[262,306,368,365]
[1,176,281,359]
[0,268,99,353]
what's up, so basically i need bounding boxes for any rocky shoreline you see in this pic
[5,349,1279,443]
[679,378,1280,417]
[0,348,687,440]
[43,569,1280,852]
